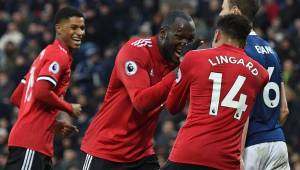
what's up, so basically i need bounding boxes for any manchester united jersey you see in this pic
[81,36,175,162]
[8,40,72,156]
[166,44,269,169]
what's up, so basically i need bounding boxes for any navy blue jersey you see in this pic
[245,31,285,147]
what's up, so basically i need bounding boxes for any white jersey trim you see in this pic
[21,79,26,84]
[249,30,257,36]
[37,76,57,87]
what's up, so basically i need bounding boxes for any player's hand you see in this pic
[53,120,79,137]
[171,38,204,66]
[180,38,204,57]
[70,103,82,118]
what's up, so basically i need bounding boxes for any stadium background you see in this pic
[0,0,299,169]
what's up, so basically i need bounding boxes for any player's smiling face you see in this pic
[160,17,195,65]
[56,16,85,49]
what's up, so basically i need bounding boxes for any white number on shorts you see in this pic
[209,72,248,120]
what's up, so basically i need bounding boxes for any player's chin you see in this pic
[70,39,82,49]
[171,55,180,65]
[71,43,81,49]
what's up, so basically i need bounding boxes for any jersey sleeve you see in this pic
[116,43,175,114]
[37,49,69,87]
[166,53,192,115]
[33,80,73,113]
[10,80,25,107]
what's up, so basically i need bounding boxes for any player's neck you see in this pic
[55,37,72,54]
[223,38,243,49]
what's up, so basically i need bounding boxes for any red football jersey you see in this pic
[81,36,175,162]
[8,40,72,156]
[166,44,269,169]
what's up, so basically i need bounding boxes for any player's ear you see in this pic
[159,27,168,40]
[216,30,222,42]
[212,29,221,47]
[231,5,242,15]
[214,30,222,43]
[55,24,62,35]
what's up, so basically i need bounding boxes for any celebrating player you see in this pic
[5,7,85,170]
[219,0,290,169]
[161,14,269,170]
[80,11,202,170]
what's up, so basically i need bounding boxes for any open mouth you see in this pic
[72,38,82,46]
[174,48,182,57]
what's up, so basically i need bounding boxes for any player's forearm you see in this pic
[10,81,25,107]
[132,72,175,114]
[166,88,188,115]
[241,117,249,157]
[279,82,289,125]
[34,81,73,113]
[166,98,185,115]
[166,74,189,114]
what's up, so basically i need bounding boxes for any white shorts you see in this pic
[243,141,290,170]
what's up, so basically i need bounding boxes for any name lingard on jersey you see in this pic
[209,55,258,76]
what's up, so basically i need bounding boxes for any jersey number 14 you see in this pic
[209,72,248,120]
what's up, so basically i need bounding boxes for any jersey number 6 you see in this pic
[263,67,280,108]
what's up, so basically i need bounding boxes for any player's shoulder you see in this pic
[117,37,153,63]
[41,43,70,62]
[184,47,215,60]
[47,43,69,56]
[123,36,153,52]
[127,36,153,47]
[247,33,276,54]
[180,48,215,70]
[246,34,280,63]
[247,33,266,43]
[248,54,269,80]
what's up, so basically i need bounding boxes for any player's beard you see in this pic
[161,45,179,65]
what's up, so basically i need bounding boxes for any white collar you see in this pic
[249,30,257,35]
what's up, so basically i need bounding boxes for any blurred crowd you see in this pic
[0,0,299,169]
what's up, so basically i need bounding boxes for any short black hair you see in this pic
[54,6,84,24]
[229,0,259,21]
[161,10,193,28]
[216,14,251,46]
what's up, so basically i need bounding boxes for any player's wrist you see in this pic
[64,102,73,114]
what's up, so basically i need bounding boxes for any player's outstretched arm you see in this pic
[123,70,175,114]
[10,81,25,107]
[279,82,289,125]
[33,80,81,118]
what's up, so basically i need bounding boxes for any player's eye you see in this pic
[175,34,183,40]
[70,26,77,30]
